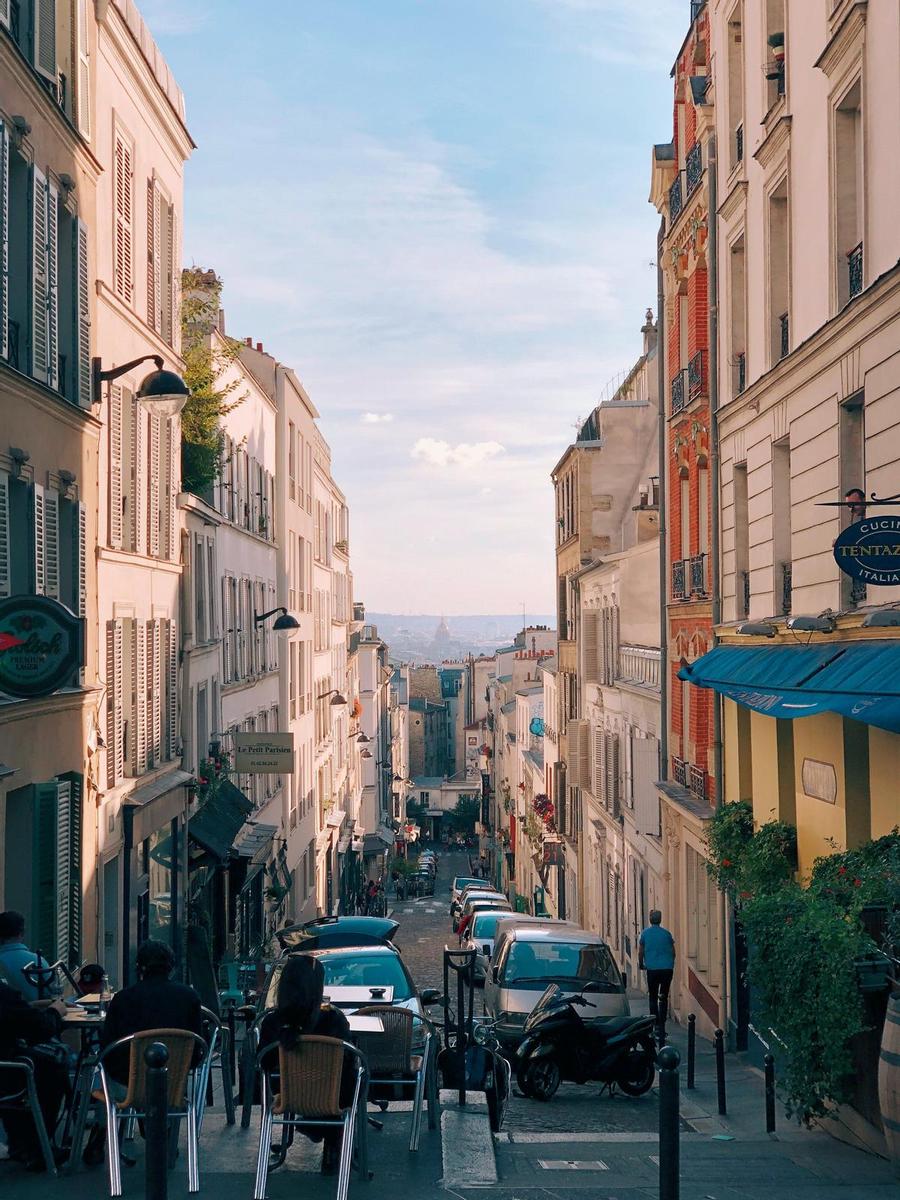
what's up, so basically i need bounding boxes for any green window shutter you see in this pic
[31,166,49,383]
[0,120,8,361]
[45,178,59,392]
[59,772,83,964]
[32,781,59,960]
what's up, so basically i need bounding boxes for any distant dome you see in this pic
[434,616,451,642]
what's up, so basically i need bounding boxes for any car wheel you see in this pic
[520,1057,560,1102]
[615,1039,656,1096]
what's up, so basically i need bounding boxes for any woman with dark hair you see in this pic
[259,956,352,1175]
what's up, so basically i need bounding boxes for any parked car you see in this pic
[482,925,628,1049]
[460,910,519,981]
[455,897,512,936]
[452,888,507,927]
[451,885,505,918]
[408,869,435,896]
[450,876,484,903]
[275,915,399,952]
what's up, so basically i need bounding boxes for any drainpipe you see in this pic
[707,133,730,1039]
[657,216,668,783]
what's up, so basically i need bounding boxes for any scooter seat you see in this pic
[585,1014,647,1036]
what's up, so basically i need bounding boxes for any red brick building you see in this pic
[650,2,725,1035]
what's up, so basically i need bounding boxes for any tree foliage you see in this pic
[180,268,246,497]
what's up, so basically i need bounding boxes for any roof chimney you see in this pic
[245,337,252,347]
[256,342,263,352]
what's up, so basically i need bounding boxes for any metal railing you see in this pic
[779,312,789,360]
[690,552,707,596]
[848,242,863,299]
[850,577,867,605]
[781,562,792,616]
[672,757,688,786]
[735,351,746,396]
[671,369,687,414]
[688,764,707,801]
[669,173,684,222]
[735,122,744,164]
[688,349,705,402]
[672,558,687,600]
[686,142,703,196]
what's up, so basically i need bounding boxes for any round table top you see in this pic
[61,1009,105,1025]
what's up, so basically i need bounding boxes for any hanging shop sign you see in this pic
[833,516,900,586]
[0,595,84,699]
[234,732,294,774]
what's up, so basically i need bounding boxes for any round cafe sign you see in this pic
[0,595,84,699]
[833,516,900,587]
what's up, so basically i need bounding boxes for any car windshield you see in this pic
[454,878,480,890]
[265,951,414,1008]
[470,912,506,939]
[503,941,621,990]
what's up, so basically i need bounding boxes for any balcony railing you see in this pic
[617,645,661,691]
[779,312,789,360]
[672,757,687,786]
[735,351,746,396]
[7,320,20,371]
[850,577,867,605]
[735,122,744,164]
[688,349,706,402]
[781,562,792,615]
[672,558,687,600]
[669,173,684,222]
[686,142,703,196]
[688,764,707,801]
[848,242,863,299]
[690,0,706,20]
[690,552,708,597]
[671,369,687,415]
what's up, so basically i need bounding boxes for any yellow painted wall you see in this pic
[792,712,847,876]
[750,711,781,825]
[868,727,900,837]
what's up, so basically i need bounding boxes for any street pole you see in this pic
[658,1044,680,1200]
[145,1042,169,1200]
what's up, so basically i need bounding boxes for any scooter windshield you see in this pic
[530,983,564,1018]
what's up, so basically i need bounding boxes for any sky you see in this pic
[144,0,686,615]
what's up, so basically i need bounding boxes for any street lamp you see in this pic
[254,606,300,632]
[323,689,348,706]
[360,749,373,759]
[356,732,371,743]
[92,354,190,416]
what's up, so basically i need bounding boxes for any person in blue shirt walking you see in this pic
[638,910,676,1039]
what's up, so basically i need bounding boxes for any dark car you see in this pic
[275,916,399,952]
[408,870,435,896]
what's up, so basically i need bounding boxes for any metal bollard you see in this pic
[227,1003,237,1079]
[686,1013,696,1090]
[145,1042,169,1200]
[658,1044,681,1200]
[714,1028,727,1115]
[764,1053,776,1133]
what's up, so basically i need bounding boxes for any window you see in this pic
[772,439,791,614]
[194,536,206,642]
[764,0,786,111]
[768,179,789,364]
[30,774,83,966]
[839,393,865,606]
[686,844,721,985]
[681,678,691,762]
[0,475,85,625]
[680,476,690,563]
[733,462,749,618]
[113,128,134,303]
[729,233,746,396]
[147,177,175,344]
[288,422,296,500]
[726,7,744,171]
[834,80,863,308]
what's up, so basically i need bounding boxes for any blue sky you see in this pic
[144,0,685,614]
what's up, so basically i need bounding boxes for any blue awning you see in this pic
[679,640,900,733]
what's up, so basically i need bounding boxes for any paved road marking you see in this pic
[441,1105,498,1185]
[538,1159,609,1170]
[499,1131,661,1143]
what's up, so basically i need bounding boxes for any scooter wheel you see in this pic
[519,1058,560,1101]
[615,1038,656,1097]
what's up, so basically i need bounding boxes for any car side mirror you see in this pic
[420,988,442,1006]
[491,964,500,984]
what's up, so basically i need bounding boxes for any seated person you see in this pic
[82,941,202,1167]
[76,963,105,997]
[259,956,353,1176]
[0,912,53,1002]
[0,982,67,1171]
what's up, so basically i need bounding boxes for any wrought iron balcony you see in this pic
[669,173,683,222]
[688,764,707,800]
[735,351,746,396]
[686,142,703,196]
[671,369,687,415]
[672,757,687,786]
[690,0,706,20]
[6,320,20,371]
[848,242,863,299]
[779,312,789,360]
[781,562,792,616]
[850,577,867,605]
[688,349,706,402]
[672,558,687,600]
[690,552,708,597]
[741,569,750,618]
[735,122,744,164]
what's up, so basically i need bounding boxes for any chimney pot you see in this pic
[245,337,252,347]
[256,342,263,352]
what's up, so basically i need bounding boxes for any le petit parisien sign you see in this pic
[233,732,295,774]
[833,515,900,586]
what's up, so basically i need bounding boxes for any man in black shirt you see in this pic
[0,982,67,1169]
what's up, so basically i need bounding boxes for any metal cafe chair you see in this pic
[197,1006,236,1129]
[0,1056,59,1175]
[95,1028,208,1196]
[253,1037,369,1200]
[353,1006,433,1151]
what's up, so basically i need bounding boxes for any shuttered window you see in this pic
[31,167,50,384]
[34,0,57,82]
[32,773,82,966]
[583,610,599,684]
[603,732,620,818]
[148,619,162,767]
[130,617,148,776]
[108,385,124,547]
[73,218,91,406]
[43,486,59,598]
[0,122,8,363]
[165,618,178,759]
[162,418,177,559]
[148,413,160,556]
[127,391,145,554]
[631,734,660,836]
[0,471,9,599]
[113,130,133,302]
[106,619,124,787]
[32,482,46,594]
[75,0,91,138]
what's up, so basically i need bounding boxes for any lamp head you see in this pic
[735,621,777,638]
[272,610,300,631]
[329,692,347,706]
[136,358,190,417]
[786,614,835,634]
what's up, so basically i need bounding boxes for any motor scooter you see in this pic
[515,984,656,1102]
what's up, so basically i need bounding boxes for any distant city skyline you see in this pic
[145,0,685,610]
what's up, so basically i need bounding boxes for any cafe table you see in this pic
[324,985,394,1005]
[61,1006,106,1173]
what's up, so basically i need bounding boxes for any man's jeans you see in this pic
[646,968,674,1029]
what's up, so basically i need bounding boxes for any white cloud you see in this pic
[411,438,506,469]
[361,412,394,424]
[140,1,210,35]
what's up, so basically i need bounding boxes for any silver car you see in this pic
[460,909,524,981]
[482,924,628,1048]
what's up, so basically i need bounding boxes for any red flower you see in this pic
[853,878,862,887]
[199,776,208,786]
[740,890,752,899]
[837,866,847,876]
[721,858,733,868]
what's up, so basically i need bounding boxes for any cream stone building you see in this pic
[0,0,99,967]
